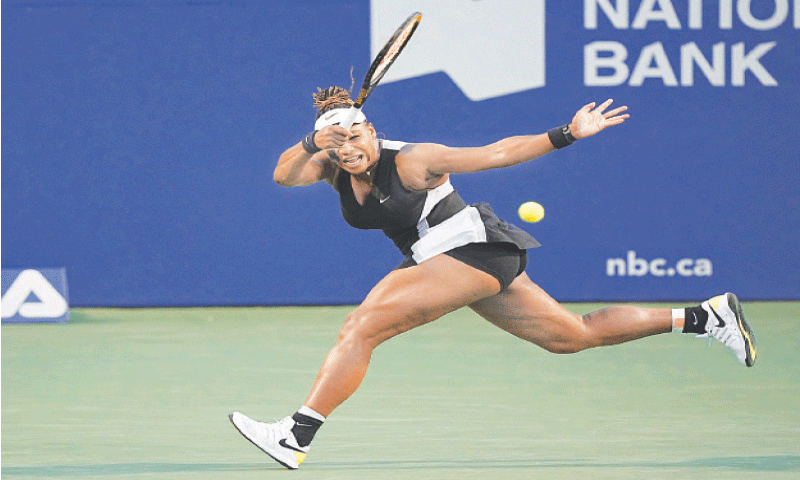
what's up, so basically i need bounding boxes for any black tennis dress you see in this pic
[335,140,540,271]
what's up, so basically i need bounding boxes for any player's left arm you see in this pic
[399,99,628,188]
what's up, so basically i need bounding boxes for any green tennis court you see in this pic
[3,302,798,479]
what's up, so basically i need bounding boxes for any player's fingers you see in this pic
[605,114,630,126]
[329,125,351,135]
[604,105,628,118]
[325,127,350,145]
[316,134,340,149]
[596,98,614,113]
[320,125,349,143]
[580,102,596,112]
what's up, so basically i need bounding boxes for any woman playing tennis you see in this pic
[230,86,756,469]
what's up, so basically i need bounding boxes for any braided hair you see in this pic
[313,86,354,120]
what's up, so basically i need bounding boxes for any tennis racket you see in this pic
[339,11,422,129]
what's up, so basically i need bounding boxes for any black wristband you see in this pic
[547,125,577,149]
[301,131,321,154]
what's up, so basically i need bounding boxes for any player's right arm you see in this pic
[274,126,350,186]
[273,146,333,186]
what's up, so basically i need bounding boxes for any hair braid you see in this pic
[313,86,354,120]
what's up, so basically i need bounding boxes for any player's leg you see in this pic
[230,253,502,468]
[470,273,756,365]
[469,272,672,354]
[303,253,502,416]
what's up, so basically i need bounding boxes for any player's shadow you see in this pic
[3,455,798,476]
[322,455,800,471]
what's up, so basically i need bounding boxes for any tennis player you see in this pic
[230,86,757,469]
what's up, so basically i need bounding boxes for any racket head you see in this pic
[353,11,421,107]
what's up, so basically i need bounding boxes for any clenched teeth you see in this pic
[342,154,363,165]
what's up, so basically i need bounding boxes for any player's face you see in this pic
[333,122,378,175]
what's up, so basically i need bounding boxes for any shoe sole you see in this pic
[727,293,757,367]
[228,414,297,470]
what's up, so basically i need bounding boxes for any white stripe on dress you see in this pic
[411,206,487,264]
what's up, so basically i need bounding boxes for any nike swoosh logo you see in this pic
[278,438,306,453]
[708,305,726,328]
[379,195,390,203]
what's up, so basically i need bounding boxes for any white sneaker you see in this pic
[229,413,309,469]
[701,293,757,367]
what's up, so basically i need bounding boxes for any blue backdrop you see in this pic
[3,0,799,306]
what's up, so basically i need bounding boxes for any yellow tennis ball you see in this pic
[518,201,545,223]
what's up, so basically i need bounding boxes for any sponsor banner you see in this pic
[1,269,69,323]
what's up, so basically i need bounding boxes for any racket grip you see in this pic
[339,106,362,130]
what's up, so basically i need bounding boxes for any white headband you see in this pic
[314,107,367,131]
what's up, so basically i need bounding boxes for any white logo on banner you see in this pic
[370,0,546,101]
[1,269,68,319]
[606,251,713,277]
[583,0,797,86]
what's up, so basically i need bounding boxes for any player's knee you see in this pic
[544,341,587,355]
[542,317,593,354]
[337,308,385,350]
[337,310,367,345]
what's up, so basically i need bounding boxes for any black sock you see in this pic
[291,412,323,448]
[682,306,708,334]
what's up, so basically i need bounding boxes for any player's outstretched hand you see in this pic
[569,99,629,140]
